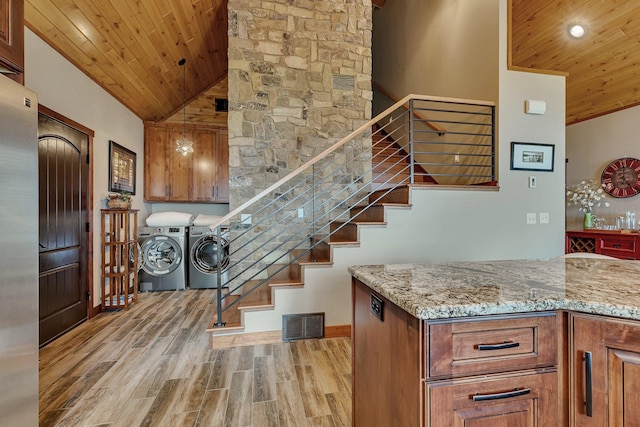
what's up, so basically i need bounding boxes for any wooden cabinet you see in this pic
[351,278,559,427]
[570,313,640,426]
[192,128,229,202]
[101,209,138,310]
[352,278,421,427]
[427,370,558,426]
[0,0,24,83]
[144,123,228,203]
[566,230,640,259]
[425,312,558,427]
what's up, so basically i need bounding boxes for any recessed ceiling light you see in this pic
[568,24,587,39]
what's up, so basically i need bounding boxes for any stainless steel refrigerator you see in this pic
[0,75,39,425]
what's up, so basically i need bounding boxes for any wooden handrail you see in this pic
[210,93,496,229]
[373,82,447,134]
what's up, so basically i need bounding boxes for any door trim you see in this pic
[38,105,96,318]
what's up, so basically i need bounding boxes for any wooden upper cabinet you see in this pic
[144,123,228,203]
[0,0,24,83]
[144,125,170,201]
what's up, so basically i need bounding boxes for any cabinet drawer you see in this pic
[599,236,636,259]
[426,370,558,427]
[426,312,557,379]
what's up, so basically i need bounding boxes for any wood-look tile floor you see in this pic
[39,290,352,426]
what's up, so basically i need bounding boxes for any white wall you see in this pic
[566,105,640,229]
[373,0,499,103]
[24,28,146,308]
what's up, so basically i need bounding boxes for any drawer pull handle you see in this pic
[585,351,593,417]
[472,387,531,402]
[477,341,520,351]
[613,244,621,248]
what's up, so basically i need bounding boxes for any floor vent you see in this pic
[282,312,325,341]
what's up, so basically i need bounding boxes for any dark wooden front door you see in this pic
[38,111,90,346]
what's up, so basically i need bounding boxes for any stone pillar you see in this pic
[228,0,373,210]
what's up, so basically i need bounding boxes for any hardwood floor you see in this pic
[39,289,352,426]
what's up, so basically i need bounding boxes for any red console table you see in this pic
[565,230,640,260]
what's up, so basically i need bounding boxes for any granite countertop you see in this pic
[348,258,640,320]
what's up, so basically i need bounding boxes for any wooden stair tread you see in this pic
[332,219,386,227]
[237,280,273,310]
[291,248,332,264]
[369,185,410,204]
[266,264,303,287]
[327,238,360,246]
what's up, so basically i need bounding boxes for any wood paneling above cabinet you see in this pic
[144,122,228,203]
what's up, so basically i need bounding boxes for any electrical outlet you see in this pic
[540,212,549,224]
[529,176,536,188]
[527,213,537,224]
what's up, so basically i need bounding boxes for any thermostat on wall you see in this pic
[525,100,546,115]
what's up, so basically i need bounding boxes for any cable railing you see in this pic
[209,94,496,329]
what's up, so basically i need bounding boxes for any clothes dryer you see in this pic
[188,226,230,289]
[138,226,187,291]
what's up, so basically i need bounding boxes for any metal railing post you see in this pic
[215,224,225,327]
[491,105,496,181]
[312,163,317,262]
[409,99,415,184]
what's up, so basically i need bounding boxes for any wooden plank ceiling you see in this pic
[24,0,228,125]
[23,0,638,126]
[511,0,640,125]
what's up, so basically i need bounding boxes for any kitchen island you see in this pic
[349,258,640,427]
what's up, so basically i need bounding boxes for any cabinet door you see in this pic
[427,371,557,427]
[192,130,216,202]
[572,314,640,426]
[166,127,192,201]
[0,0,24,80]
[192,128,229,203]
[144,126,169,201]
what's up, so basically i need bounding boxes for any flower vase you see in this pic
[583,212,594,229]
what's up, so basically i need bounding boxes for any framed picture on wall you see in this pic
[109,140,136,194]
[510,142,555,172]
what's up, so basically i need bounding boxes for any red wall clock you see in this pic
[601,157,640,198]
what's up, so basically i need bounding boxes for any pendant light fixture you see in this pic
[175,58,194,156]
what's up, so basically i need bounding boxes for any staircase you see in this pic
[206,94,496,338]
[207,185,412,335]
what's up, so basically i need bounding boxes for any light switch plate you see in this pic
[527,213,537,224]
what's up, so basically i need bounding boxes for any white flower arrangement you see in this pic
[566,180,610,213]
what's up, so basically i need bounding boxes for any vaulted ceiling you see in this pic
[24,0,228,125]
[23,0,640,127]
[510,0,640,125]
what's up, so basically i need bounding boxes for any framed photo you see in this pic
[510,142,555,172]
[109,140,136,194]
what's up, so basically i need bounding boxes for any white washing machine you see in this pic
[138,226,187,291]
[188,226,230,289]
